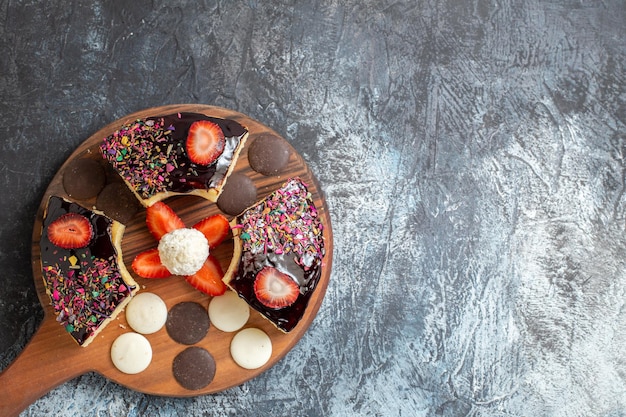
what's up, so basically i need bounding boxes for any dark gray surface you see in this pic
[1,0,625,415]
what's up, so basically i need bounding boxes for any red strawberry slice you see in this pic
[47,213,93,249]
[132,248,171,278]
[145,201,185,241]
[185,255,227,296]
[253,266,299,309]
[192,214,230,249]
[186,120,225,165]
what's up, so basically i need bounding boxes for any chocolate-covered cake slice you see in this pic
[39,196,137,346]
[224,178,325,332]
[100,112,248,207]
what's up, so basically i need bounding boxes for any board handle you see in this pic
[0,316,86,417]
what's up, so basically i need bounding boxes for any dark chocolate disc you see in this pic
[248,133,291,176]
[172,346,216,390]
[95,182,140,224]
[166,302,210,345]
[62,158,106,200]
[217,172,257,216]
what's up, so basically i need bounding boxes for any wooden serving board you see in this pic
[0,104,333,417]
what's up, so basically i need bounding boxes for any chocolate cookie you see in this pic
[172,346,216,390]
[62,158,106,200]
[248,133,291,176]
[217,172,257,216]
[95,182,141,224]
[166,302,210,345]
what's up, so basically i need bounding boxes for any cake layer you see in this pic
[100,112,248,206]
[225,178,325,332]
[39,196,137,346]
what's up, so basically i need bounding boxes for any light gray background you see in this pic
[1,1,625,416]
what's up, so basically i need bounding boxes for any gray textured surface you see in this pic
[1,0,625,416]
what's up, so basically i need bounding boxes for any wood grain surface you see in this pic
[0,105,333,417]
[1,1,624,416]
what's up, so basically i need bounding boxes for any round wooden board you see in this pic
[0,104,332,415]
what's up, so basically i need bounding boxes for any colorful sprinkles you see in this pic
[99,113,247,201]
[235,178,325,273]
[100,118,177,199]
[42,254,132,344]
[229,177,325,332]
[40,196,135,346]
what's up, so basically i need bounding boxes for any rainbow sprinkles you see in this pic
[39,196,137,347]
[226,177,326,332]
[100,112,248,206]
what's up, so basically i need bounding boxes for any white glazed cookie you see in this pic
[230,328,272,369]
[208,291,250,332]
[110,332,153,374]
[125,292,168,335]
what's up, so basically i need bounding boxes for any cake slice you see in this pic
[39,196,137,347]
[223,178,325,332]
[100,112,248,207]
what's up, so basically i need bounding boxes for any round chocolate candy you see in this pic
[248,133,291,176]
[166,302,210,345]
[95,182,140,224]
[62,158,106,200]
[172,346,216,390]
[217,172,257,216]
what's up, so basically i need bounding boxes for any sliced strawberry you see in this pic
[132,248,171,278]
[47,213,93,249]
[186,120,225,165]
[253,266,299,309]
[145,201,185,241]
[192,214,230,249]
[185,255,227,296]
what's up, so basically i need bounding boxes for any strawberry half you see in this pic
[192,214,230,249]
[253,266,299,309]
[47,213,93,249]
[185,255,227,296]
[186,120,225,165]
[132,248,171,278]
[146,201,185,241]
